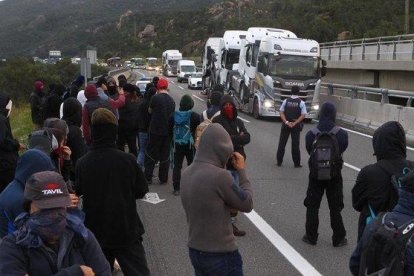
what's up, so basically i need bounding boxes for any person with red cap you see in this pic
[81,84,116,145]
[30,80,45,128]
[144,78,175,185]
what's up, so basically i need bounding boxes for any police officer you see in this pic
[276,85,307,167]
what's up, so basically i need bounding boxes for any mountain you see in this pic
[0,0,410,59]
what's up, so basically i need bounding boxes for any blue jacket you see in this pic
[0,149,55,238]
[0,213,111,276]
[350,190,414,275]
[305,102,348,155]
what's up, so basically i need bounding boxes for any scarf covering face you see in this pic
[28,208,67,244]
[223,104,234,120]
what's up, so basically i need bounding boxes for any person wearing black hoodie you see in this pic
[303,102,348,247]
[0,92,21,193]
[62,98,87,181]
[76,108,150,275]
[213,95,250,236]
[137,86,156,168]
[352,121,412,240]
[43,83,66,119]
[30,80,45,127]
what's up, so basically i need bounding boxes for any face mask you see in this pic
[5,100,12,118]
[223,104,234,120]
[28,208,67,244]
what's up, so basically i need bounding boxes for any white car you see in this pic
[136,79,151,94]
[187,72,203,89]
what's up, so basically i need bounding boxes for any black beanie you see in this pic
[291,85,300,95]
[210,91,223,106]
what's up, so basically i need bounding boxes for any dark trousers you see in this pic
[117,129,138,157]
[144,133,171,183]
[303,175,346,244]
[189,248,243,276]
[102,239,150,276]
[0,168,15,193]
[172,144,194,191]
[276,124,301,166]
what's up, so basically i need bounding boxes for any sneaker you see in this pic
[302,235,317,245]
[276,162,282,167]
[172,190,180,196]
[294,164,303,168]
[333,238,348,247]
[232,224,246,237]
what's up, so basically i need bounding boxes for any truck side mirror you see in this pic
[322,59,327,67]
[178,70,180,73]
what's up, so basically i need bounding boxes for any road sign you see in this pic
[80,57,91,79]
[141,193,166,204]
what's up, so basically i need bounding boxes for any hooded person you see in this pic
[212,95,250,236]
[75,108,150,275]
[0,171,112,276]
[62,75,85,101]
[172,94,200,195]
[0,149,55,237]
[352,121,412,240]
[181,123,253,275]
[43,83,66,119]
[0,92,20,193]
[136,86,156,168]
[303,101,349,247]
[62,98,87,180]
[30,80,45,127]
[82,84,115,145]
[350,168,414,275]
[201,86,223,121]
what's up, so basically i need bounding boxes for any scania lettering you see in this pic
[162,50,182,77]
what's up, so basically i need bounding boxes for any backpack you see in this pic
[194,110,220,149]
[358,213,414,276]
[173,110,193,146]
[309,126,342,181]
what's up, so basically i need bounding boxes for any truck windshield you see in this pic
[168,60,179,66]
[148,60,157,66]
[224,49,241,70]
[269,55,319,79]
[181,65,195,72]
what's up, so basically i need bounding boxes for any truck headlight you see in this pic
[263,99,274,108]
[312,104,319,111]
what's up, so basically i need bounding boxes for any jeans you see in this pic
[189,248,243,276]
[137,132,149,168]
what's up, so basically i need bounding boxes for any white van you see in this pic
[177,60,196,83]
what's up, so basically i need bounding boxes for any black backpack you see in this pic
[359,213,414,276]
[309,126,342,181]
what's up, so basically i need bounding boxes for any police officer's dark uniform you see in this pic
[276,86,307,167]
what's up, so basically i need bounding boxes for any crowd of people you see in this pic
[0,71,413,276]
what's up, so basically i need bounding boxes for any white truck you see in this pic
[146,57,158,71]
[229,27,325,119]
[177,60,196,83]
[213,30,246,90]
[201,37,222,92]
[162,50,182,77]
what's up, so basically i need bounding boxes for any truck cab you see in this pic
[162,50,182,77]
[202,37,222,92]
[177,60,196,83]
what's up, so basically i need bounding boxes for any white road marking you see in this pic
[178,86,184,90]
[136,71,146,77]
[344,162,361,172]
[244,210,322,276]
[192,94,205,102]
[171,80,175,84]
[141,193,166,205]
[238,116,250,123]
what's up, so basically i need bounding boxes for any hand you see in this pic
[69,193,80,208]
[231,152,245,170]
[118,90,125,95]
[80,265,95,276]
[288,122,295,128]
[62,146,72,160]
[19,143,26,151]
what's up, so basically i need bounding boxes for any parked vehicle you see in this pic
[131,57,145,69]
[177,60,196,83]
[146,57,158,71]
[188,72,203,89]
[162,50,182,77]
[201,37,222,93]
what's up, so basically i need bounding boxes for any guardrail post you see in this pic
[381,89,389,104]
[412,40,414,60]
[376,42,381,60]
[362,42,366,60]
[350,46,353,60]
[328,47,331,61]
[328,84,334,95]
[393,41,397,60]
[338,46,342,61]
[363,91,368,100]
[351,88,358,99]
[407,97,413,107]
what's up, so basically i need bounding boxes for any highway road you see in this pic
[130,69,414,276]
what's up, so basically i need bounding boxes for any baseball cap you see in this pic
[24,171,71,209]
[156,78,168,90]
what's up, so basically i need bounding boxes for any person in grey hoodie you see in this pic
[181,123,253,276]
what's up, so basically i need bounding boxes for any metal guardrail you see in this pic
[321,82,414,106]
[320,34,414,62]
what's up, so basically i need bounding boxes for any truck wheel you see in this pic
[253,98,261,119]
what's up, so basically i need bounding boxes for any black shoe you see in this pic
[294,164,303,168]
[333,238,348,247]
[172,190,180,196]
[302,235,317,245]
[277,162,282,167]
[146,179,152,185]
[232,224,246,237]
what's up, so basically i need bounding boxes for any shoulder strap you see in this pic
[202,110,207,121]
[310,127,320,136]
[329,126,341,135]
[211,111,220,120]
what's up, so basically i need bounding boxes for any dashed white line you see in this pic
[192,94,205,102]
[171,80,175,84]
[244,210,322,276]
[344,162,361,172]
[238,116,250,123]
[178,86,184,90]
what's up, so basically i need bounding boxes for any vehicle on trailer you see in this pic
[146,57,158,71]
[188,72,203,89]
[201,37,222,93]
[162,50,182,76]
[177,60,196,83]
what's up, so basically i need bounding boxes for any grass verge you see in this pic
[9,104,33,146]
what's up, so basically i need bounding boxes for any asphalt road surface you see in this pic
[129,69,414,276]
